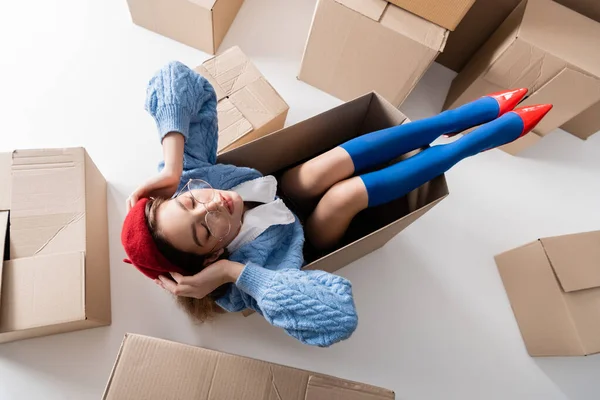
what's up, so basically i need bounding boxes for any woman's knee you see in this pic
[317,177,369,218]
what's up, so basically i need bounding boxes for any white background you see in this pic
[1,0,599,399]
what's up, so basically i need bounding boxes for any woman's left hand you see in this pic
[156,260,244,299]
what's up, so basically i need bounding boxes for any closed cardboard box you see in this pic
[298,0,448,108]
[103,334,396,399]
[496,231,600,356]
[195,46,289,153]
[126,0,244,54]
[220,92,448,282]
[444,0,600,155]
[0,148,110,344]
[387,0,476,30]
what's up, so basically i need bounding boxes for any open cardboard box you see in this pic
[195,46,289,153]
[217,92,449,315]
[496,230,600,356]
[0,148,111,344]
[103,334,396,399]
[298,0,448,108]
[126,0,244,55]
[444,0,600,154]
[437,0,600,72]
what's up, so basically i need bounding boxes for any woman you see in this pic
[122,62,550,347]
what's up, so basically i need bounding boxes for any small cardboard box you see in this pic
[495,231,600,356]
[444,0,600,155]
[387,0,476,30]
[103,334,396,399]
[298,0,448,108]
[126,0,244,54]
[220,92,448,280]
[0,148,110,344]
[195,46,289,153]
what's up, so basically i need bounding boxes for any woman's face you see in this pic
[156,189,244,255]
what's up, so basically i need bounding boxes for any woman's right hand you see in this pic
[126,166,182,212]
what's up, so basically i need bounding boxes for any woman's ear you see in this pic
[203,248,224,266]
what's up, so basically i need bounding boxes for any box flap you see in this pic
[541,231,600,293]
[8,148,86,259]
[495,240,586,356]
[380,3,448,51]
[333,0,388,21]
[229,77,289,130]
[306,375,395,399]
[216,98,253,152]
[0,152,11,211]
[519,0,600,79]
[561,100,600,140]
[0,251,85,332]
[200,46,262,98]
[519,68,600,136]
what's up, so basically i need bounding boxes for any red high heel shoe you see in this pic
[511,104,553,138]
[488,88,529,117]
[444,88,528,137]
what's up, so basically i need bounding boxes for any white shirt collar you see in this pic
[227,176,295,253]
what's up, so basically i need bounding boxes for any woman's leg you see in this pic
[281,88,527,201]
[305,104,552,249]
[280,147,355,202]
[305,177,368,250]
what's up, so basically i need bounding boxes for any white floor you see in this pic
[1,1,599,399]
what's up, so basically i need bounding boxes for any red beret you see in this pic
[121,198,187,280]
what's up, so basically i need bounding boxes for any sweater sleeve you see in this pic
[145,61,219,167]
[236,263,359,347]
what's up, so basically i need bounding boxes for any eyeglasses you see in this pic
[175,179,231,242]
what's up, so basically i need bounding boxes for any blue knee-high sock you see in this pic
[361,112,524,207]
[341,96,502,173]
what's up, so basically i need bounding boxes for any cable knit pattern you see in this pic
[144,62,358,347]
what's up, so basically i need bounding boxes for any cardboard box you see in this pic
[194,46,289,153]
[126,0,244,54]
[444,0,600,155]
[298,0,448,107]
[386,0,476,30]
[0,148,110,344]
[220,92,448,282]
[103,333,396,399]
[438,0,600,72]
[495,231,600,356]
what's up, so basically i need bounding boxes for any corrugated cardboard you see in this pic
[298,0,448,107]
[438,0,600,72]
[495,231,600,356]
[0,148,110,344]
[195,46,289,153]
[444,0,600,155]
[103,334,395,399]
[386,0,475,30]
[219,92,447,318]
[126,0,244,54]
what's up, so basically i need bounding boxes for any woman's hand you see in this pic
[156,260,245,299]
[126,166,181,211]
[126,132,185,212]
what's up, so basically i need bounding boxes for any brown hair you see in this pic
[146,197,227,322]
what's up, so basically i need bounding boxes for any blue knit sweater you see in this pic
[145,62,358,347]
